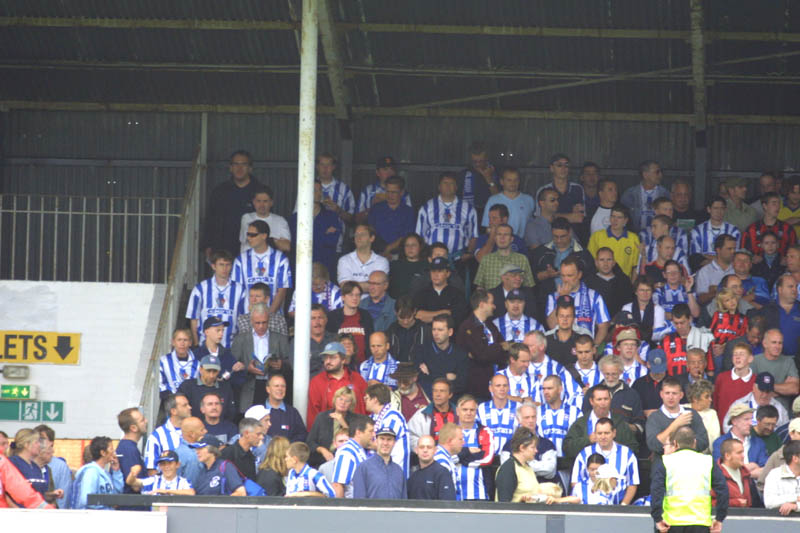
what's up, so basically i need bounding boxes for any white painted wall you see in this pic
[0,281,165,438]
[3,509,166,531]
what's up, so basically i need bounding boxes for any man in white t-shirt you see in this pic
[239,186,291,253]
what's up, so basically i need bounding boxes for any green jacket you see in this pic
[562,412,639,466]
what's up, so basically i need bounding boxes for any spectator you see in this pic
[475,204,528,261]
[670,178,702,230]
[407,435,457,500]
[749,405,784,457]
[357,156,408,219]
[592,354,646,436]
[495,428,554,503]
[456,288,509,399]
[326,281,374,365]
[202,149,263,259]
[360,332,400,389]
[288,263,342,319]
[570,456,621,505]
[751,329,800,408]
[724,177,759,232]
[412,256,468,325]
[256,436,289,496]
[178,417,207,487]
[525,330,580,405]
[482,167,534,237]
[220,418,265,482]
[525,188,559,251]
[590,178,619,235]
[654,262,701,320]
[733,250,770,308]
[496,343,534,402]
[776,396,800,444]
[69,436,124,509]
[337,224,390,293]
[778,175,800,239]
[7,429,55,504]
[290,180,343,275]
[763,440,800,514]
[613,328,650,387]
[353,427,407,499]
[579,162,601,221]
[390,362,430,421]
[236,282,270,336]
[633,349,669,415]
[659,306,713,376]
[686,379,720,454]
[408,378,457,450]
[159,328,200,401]
[116,408,148,495]
[331,415,375,498]
[712,404,769,478]
[367,176,415,256]
[285,442,335,498]
[645,376,709,455]
[713,343,757,427]
[233,219,292,335]
[690,196,741,271]
[758,273,800,357]
[0,453,51,509]
[263,375,307,442]
[358,271,396,331]
[622,276,668,342]
[306,342,367,429]
[588,204,641,279]
[478,374,520,453]
[199,392,238,444]
[751,231,785,291]
[239,186,291,253]
[709,288,748,372]
[742,192,796,258]
[474,225,535,290]
[189,435,245,496]
[195,316,246,401]
[758,418,800,493]
[488,263,537,321]
[537,375,581,458]
[386,296,431,364]
[585,247,634,320]
[639,198,689,253]
[0,430,8,456]
[179,355,237,424]
[291,304,336,376]
[455,395,495,500]
[416,172,479,257]
[620,160,668,232]
[569,334,605,405]
[389,233,428,299]
[533,153,585,225]
[492,289,543,343]
[314,152,355,229]
[30,426,69,508]
[186,250,246,347]
[318,429,351,484]
[722,374,789,434]
[414,314,469,398]
[720,316,764,372]
[307,386,357,467]
[459,141,500,213]
[433,423,465,501]
[695,234,737,306]
[544,296,593,368]
[749,172,779,217]
[144,393,191,474]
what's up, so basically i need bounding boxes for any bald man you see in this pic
[407,435,457,500]
[176,417,207,487]
[359,270,397,331]
[360,332,400,389]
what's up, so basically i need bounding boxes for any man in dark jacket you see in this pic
[414,315,469,398]
[407,435,457,500]
[584,247,634,319]
[386,296,432,363]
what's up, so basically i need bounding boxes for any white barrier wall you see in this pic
[0,281,165,438]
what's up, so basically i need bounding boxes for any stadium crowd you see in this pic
[3,145,800,516]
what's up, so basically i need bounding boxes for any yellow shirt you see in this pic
[778,205,800,239]
[588,228,641,279]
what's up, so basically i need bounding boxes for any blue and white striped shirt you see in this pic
[360,355,400,390]
[332,438,368,498]
[497,368,533,400]
[371,404,410,478]
[571,442,639,490]
[159,350,200,394]
[434,445,460,501]
[640,226,689,253]
[185,278,247,347]
[288,281,342,313]
[477,400,519,454]
[528,355,581,406]
[621,360,649,386]
[546,284,610,337]
[416,196,478,254]
[571,362,604,407]
[458,424,496,500]
[232,247,293,306]
[319,178,356,214]
[287,463,336,497]
[644,241,692,275]
[690,221,741,255]
[357,182,412,213]
[537,403,581,457]
[653,284,690,313]
[492,313,544,343]
[144,420,182,470]
[140,474,192,494]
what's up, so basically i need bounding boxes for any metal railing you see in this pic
[135,146,205,425]
[0,194,182,283]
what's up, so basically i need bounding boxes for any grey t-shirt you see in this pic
[751,354,798,383]
[524,216,552,249]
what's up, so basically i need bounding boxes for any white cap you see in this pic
[244,405,270,421]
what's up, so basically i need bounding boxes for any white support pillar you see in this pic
[293,0,318,424]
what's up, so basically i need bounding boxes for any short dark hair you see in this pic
[438,172,458,185]
[596,246,614,258]
[310,303,326,314]
[470,287,491,311]
[761,230,778,242]
[671,178,692,192]
[252,185,274,200]
[671,303,691,320]
[555,296,575,313]
[550,153,570,165]
[250,282,270,299]
[489,203,510,218]
[598,178,615,191]
[116,408,140,433]
[365,383,391,405]
[661,376,682,390]
[551,216,571,232]
[395,295,416,318]
[632,275,654,292]
[340,281,362,296]
[468,141,488,156]
[89,436,113,461]
[611,203,630,220]
[249,219,271,238]
[354,224,376,238]
[595,417,615,431]
[432,313,454,330]
[639,160,659,177]
[590,384,611,401]
[783,440,800,463]
[761,191,781,205]
[509,426,537,453]
[428,242,449,257]
[663,259,682,274]
[349,414,374,437]
[386,176,405,189]
[720,438,741,461]
[432,377,452,392]
[714,234,736,251]
[230,150,253,164]
[653,197,672,210]
[756,404,779,422]
[165,393,188,416]
[210,249,234,264]
[586,453,606,467]
[560,255,583,273]
[400,233,426,260]
[201,391,222,404]
[581,162,599,174]
[707,195,726,209]
[574,334,593,347]
[316,152,337,165]
[34,424,55,442]
[537,187,558,204]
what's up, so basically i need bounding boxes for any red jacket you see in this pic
[0,455,51,509]
[713,462,758,508]
[306,368,367,429]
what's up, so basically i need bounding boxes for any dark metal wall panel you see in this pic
[710,124,800,174]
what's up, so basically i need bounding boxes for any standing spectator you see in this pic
[360,332,400,389]
[478,374,520,453]
[741,192,796,258]
[686,380,720,454]
[289,181,343,275]
[368,176,415,256]
[307,386,357,467]
[358,271,396,332]
[751,329,800,408]
[288,264,342,319]
[337,224,390,292]
[198,392,238,444]
[653,262,701,320]
[757,273,800,357]
[144,393,191,474]
[202,150,263,259]
[357,156,411,222]
[645,377,709,455]
[386,296,431,364]
[326,281,374,365]
[159,328,199,402]
[590,179,618,235]
[488,264,537,321]
[414,314,469,398]
[314,152,355,230]
[733,250,770,307]
[545,256,611,345]
[407,378,457,449]
[474,225,535,290]
[763,440,800,514]
[116,408,148,495]
[496,343,534,402]
[620,160,668,232]
[69,437,124,509]
[412,256,468,325]
[585,248,634,320]
[544,297,593,368]
[778,175,800,239]
[724,177,759,232]
[622,276,669,342]
[390,362,430,421]
[178,355,237,424]
[533,153,585,225]
[492,288,543,343]
[690,196,741,270]
[239,186,291,253]
[475,204,528,261]
[588,204,641,279]
[455,395,495,500]
[482,167,535,237]
[31,426,70,508]
[416,172,479,258]
[195,316,246,401]
[660,307,713,377]
[537,375,581,458]
[525,188,559,251]
[579,162,601,221]
[713,405,769,478]
[695,234,737,306]
[569,335,605,405]
[192,435,246,496]
[389,233,428,299]
[752,231,785,291]
[187,250,246,347]
[713,343,757,428]
[459,141,500,213]
[306,342,367,429]
[364,383,410,478]
[331,415,375,498]
[284,442,335,498]
[407,435,457,500]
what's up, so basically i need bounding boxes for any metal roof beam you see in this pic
[318,0,352,137]
[2,16,800,42]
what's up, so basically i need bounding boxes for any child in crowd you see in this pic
[284,442,335,498]
[708,288,748,372]
[126,451,195,495]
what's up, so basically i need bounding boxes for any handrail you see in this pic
[135,145,205,424]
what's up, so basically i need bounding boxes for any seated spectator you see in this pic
[545,256,611,345]
[500,402,559,487]
[307,386,357,468]
[733,249,770,308]
[353,428,407,500]
[240,186,291,253]
[125,451,195,496]
[492,289,544,343]
[495,428,556,503]
[359,271,396,332]
[414,314,469,398]
[590,178,618,236]
[256,436,289,496]
[776,396,800,443]
[475,203,528,260]
[724,177,759,232]
[407,435,457,500]
[389,233,429,299]
[685,379,720,453]
[262,375,307,442]
[326,281,374,365]
[289,180,343,275]
[653,261,701,320]
[318,429,351,484]
[360,332,400,389]
[238,406,272,468]
[713,343,757,424]
[763,440,800,514]
[291,304,335,376]
[713,405,769,479]
[409,242,467,295]
[613,329,650,387]
[644,376,709,455]
[313,152,355,232]
[639,198,689,252]
[69,437,123,509]
[750,329,800,408]
[690,196,741,271]
[0,452,51,509]
[306,342,367,429]
[570,457,623,505]
[386,296,431,364]
[497,343,534,402]
[416,172,478,258]
[456,395,496,500]
[525,188,559,251]
[288,263,342,319]
[285,442,335,498]
[482,167,534,238]
[357,156,410,222]
[722,374,789,434]
[758,272,800,358]
[659,306,713,377]
[748,172,779,217]
[778,175,800,239]
[331,415,375,498]
[144,393,191,474]
[534,153,586,225]
[588,204,640,279]
[390,362,430,421]
[751,231,785,291]
[695,233,737,307]
[235,282,270,337]
[671,178,703,230]
[622,276,669,342]
[757,418,800,493]
[720,314,765,372]
[159,328,199,402]
[408,378,457,450]
[633,349,670,416]
[750,405,785,457]
[585,247,634,319]
[199,392,238,444]
[544,296,592,368]
[412,256,468,325]
[7,429,56,504]
[569,334,604,405]
[709,287,748,372]
[337,224,390,293]
[474,224,535,290]
[433,423,465,501]
[590,354,646,437]
[714,439,762,508]
[186,250,246,348]
[488,263,537,320]
[524,331,580,406]
[179,355,237,423]
[641,216,690,274]
[193,318,246,405]
[367,175,415,256]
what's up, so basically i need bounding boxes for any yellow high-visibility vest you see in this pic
[662,449,713,527]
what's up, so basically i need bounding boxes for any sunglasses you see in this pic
[246,232,263,237]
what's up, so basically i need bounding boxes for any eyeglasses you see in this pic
[246,232,263,237]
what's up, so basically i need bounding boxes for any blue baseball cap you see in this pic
[202,316,229,330]
[320,342,346,357]
[199,355,221,370]
[647,348,667,374]
[156,450,180,464]
[189,435,222,449]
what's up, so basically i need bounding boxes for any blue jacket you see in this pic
[620,184,669,232]
[712,431,769,466]
[69,462,124,509]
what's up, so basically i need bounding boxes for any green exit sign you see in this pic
[0,384,37,400]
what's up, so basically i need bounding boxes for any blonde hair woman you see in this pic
[307,386,357,466]
[256,436,290,496]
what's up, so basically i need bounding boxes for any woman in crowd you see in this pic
[306,386,357,467]
[256,436,290,496]
[687,379,720,453]
[326,281,374,365]
[495,427,555,503]
[653,259,700,321]
[622,276,668,343]
[288,262,343,319]
[389,233,428,299]
[7,429,61,503]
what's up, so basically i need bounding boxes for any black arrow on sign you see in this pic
[54,336,73,360]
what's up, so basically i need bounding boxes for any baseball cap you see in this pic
[430,256,450,271]
[555,294,574,308]
[612,310,637,327]
[506,289,525,301]
[202,316,229,330]
[156,450,180,464]
[190,434,222,449]
[792,396,800,415]
[647,349,667,374]
[788,418,800,434]
[244,405,270,421]
[376,156,396,169]
[320,342,346,357]
[755,372,775,392]
[727,403,755,420]
[500,264,524,276]
[375,427,397,439]
[615,328,640,346]
[199,355,221,371]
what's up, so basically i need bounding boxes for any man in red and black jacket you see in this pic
[741,192,796,257]
[658,303,714,376]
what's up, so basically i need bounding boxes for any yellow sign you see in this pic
[0,331,81,365]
